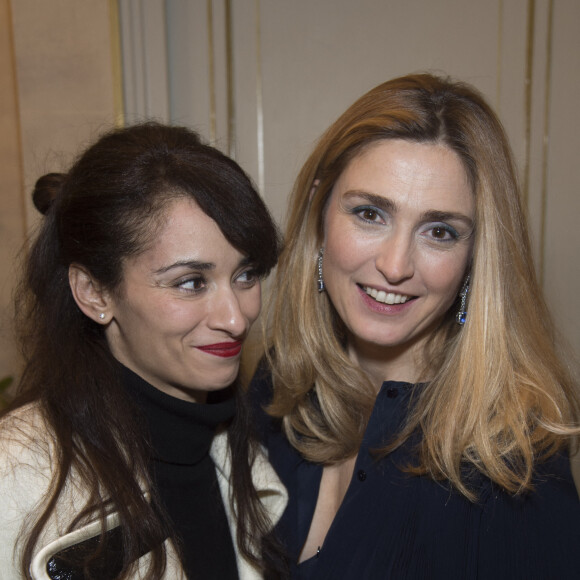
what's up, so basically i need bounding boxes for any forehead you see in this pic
[126,197,238,272]
[329,139,473,213]
[156,196,219,242]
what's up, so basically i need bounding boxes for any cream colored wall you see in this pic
[121,0,580,357]
[542,0,580,366]
[11,0,121,228]
[0,0,121,381]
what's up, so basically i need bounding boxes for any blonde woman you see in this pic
[251,74,580,579]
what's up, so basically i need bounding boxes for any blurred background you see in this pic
[1,0,579,389]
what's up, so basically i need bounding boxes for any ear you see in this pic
[68,264,112,324]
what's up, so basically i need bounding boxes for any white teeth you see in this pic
[364,286,411,305]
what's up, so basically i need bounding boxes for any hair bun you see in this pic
[32,173,65,215]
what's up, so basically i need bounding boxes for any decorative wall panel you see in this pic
[119,0,580,358]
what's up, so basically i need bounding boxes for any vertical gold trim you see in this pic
[255,0,264,194]
[538,0,554,288]
[6,0,28,237]
[109,0,125,127]
[207,0,217,143]
[225,0,235,158]
[522,0,535,208]
[496,0,503,109]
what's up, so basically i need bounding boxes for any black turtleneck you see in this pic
[122,366,239,580]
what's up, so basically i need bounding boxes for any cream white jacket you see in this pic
[0,403,287,579]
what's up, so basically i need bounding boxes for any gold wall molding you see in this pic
[5,0,27,238]
[225,0,235,158]
[523,0,535,209]
[496,0,503,108]
[255,0,265,194]
[109,0,125,127]
[538,0,554,287]
[0,0,25,379]
[207,0,217,143]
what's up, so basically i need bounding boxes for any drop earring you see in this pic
[456,275,470,326]
[317,248,325,293]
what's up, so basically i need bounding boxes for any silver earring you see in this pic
[456,275,470,325]
[317,248,325,293]
[99,313,106,320]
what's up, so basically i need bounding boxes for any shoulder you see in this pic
[487,451,580,507]
[1,400,47,432]
[526,451,580,512]
[475,452,580,521]
[249,443,288,525]
[476,452,580,577]
[0,403,58,576]
[210,430,287,522]
[210,429,288,526]
[0,402,54,473]
[0,401,56,496]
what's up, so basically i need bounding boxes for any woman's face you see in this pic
[104,197,261,403]
[322,139,475,380]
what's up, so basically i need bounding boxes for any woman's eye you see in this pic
[236,269,259,287]
[178,276,206,292]
[355,206,383,223]
[427,225,458,241]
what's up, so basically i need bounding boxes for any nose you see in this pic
[206,287,247,337]
[375,230,415,284]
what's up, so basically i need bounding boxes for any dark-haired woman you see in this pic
[252,74,580,579]
[0,123,287,579]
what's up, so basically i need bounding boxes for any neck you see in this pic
[347,336,427,389]
[121,365,235,465]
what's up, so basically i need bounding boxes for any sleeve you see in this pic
[0,413,54,579]
[477,453,580,580]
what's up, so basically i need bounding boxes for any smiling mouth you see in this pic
[196,341,243,358]
[362,286,413,305]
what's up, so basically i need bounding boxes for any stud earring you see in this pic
[456,275,470,326]
[317,248,325,293]
[99,313,106,320]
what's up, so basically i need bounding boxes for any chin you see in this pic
[204,373,239,392]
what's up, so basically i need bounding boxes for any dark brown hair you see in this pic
[10,122,282,578]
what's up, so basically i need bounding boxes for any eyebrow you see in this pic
[153,260,215,275]
[343,190,474,228]
[344,191,396,213]
[420,210,474,229]
[153,256,252,275]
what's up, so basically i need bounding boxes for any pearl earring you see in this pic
[99,313,106,320]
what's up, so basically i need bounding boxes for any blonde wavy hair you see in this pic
[266,73,579,499]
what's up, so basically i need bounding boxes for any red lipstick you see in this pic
[196,341,243,358]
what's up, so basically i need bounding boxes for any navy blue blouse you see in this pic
[251,366,580,579]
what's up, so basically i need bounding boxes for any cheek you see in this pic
[324,224,366,276]
[164,302,205,331]
[424,251,470,298]
[241,286,262,324]
[152,298,208,335]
